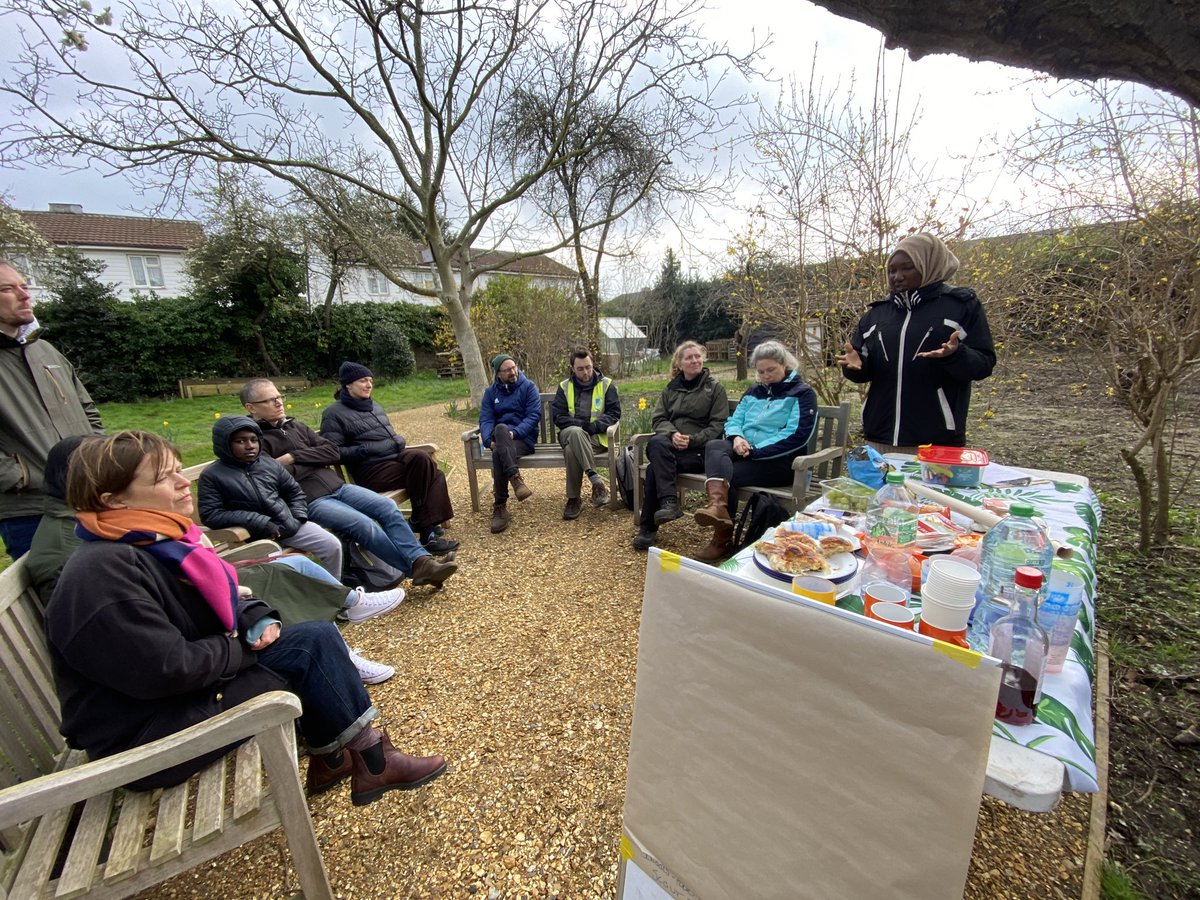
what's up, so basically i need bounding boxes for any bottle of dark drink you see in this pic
[988,566,1049,726]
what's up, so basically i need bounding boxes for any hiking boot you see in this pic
[653,497,683,526]
[347,647,395,685]
[694,479,733,527]
[344,586,405,623]
[590,476,610,508]
[510,474,533,502]
[632,526,658,552]
[563,497,583,520]
[694,522,734,563]
[411,554,458,587]
[307,749,354,797]
[349,731,447,807]
[422,535,460,555]
[490,503,511,533]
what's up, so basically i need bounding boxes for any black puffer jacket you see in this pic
[320,392,406,480]
[197,416,310,540]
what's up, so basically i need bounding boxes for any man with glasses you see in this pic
[240,379,457,588]
[479,354,541,533]
[0,260,105,558]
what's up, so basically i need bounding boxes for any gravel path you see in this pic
[139,402,1089,899]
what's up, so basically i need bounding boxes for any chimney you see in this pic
[47,203,84,214]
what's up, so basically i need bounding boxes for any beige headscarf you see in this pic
[889,233,960,288]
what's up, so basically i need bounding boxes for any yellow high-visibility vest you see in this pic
[561,376,614,448]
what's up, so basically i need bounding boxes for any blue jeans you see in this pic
[0,515,42,559]
[256,621,377,754]
[269,554,355,606]
[308,484,428,574]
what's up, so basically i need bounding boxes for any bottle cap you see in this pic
[1015,566,1044,589]
[885,471,905,484]
[1009,502,1035,517]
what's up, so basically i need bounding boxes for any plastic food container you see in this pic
[916,446,990,488]
[818,477,877,513]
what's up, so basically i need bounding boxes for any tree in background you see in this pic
[5,0,753,405]
[1007,82,1200,551]
[186,177,307,377]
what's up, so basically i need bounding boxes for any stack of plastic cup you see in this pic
[918,558,983,647]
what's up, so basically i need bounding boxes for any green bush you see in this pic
[371,321,416,377]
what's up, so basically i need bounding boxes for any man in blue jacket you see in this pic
[480,354,541,533]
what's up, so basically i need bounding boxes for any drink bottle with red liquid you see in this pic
[988,566,1049,726]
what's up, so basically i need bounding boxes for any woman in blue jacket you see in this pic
[692,341,817,562]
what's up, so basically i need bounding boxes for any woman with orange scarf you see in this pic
[44,431,446,806]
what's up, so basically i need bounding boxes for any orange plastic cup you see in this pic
[917,618,970,648]
[867,602,916,631]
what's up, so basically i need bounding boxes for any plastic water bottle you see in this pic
[967,591,1011,654]
[976,503,1053,615]
[990,567,1050,726]
[866,472,919,551]
[1041,566,1086,673]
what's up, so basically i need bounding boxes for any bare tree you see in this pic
[3,0,754,403]
[1007,82,1200,551]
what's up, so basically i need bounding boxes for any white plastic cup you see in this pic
[924,558,981,605]
[919,584,973,632]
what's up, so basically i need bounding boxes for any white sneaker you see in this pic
[347,647,395,685]
[344,586,405,623]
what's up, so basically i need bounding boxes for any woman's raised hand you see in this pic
[836,341,862,371]
[916,331,960,359]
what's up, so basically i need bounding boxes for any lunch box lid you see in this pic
[916,445,990,467]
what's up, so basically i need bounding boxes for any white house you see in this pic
[16,204,203,301]
[309,249,578,308]
[17,204,578,307]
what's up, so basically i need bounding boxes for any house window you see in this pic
[128,255,165,288]
[8,254,36,286]
[365,270,389,295]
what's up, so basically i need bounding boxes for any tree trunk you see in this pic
[440,289,488,407]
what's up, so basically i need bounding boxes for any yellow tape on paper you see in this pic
[620,834,634,860]
[931,639,983,668]
[657,552,682,572]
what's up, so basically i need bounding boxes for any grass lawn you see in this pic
[99,372,471,467]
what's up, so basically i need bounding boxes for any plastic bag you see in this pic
[846,445,891,488]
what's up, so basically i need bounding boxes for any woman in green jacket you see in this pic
[631,341,729,551]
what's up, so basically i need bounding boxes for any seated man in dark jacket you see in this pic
[199,416,344,576]
[241,379,457,589]
[320,361,456,553]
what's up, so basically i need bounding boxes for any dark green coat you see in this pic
[651,369,729,450]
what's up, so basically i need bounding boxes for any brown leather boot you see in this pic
[411,554,458,587]
[694,479,732,527]
[510,474,533,502]
[306,750,353,796]
[694,523,734,563]
[349,730,447,807]
[490,503,511,533]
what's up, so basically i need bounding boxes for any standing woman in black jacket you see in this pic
[837,233,996,452]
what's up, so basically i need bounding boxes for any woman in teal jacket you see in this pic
[692,341,817,562]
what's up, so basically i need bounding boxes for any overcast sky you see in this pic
[1,0,1092,292]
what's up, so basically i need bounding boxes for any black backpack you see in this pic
[341,540,406,591]
[613,444,637,511]
[731,491,791,553]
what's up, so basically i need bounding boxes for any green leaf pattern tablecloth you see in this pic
[724,459,1102,793]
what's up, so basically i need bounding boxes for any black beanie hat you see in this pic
[338,361,373,386]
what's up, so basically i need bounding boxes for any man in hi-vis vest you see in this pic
[549,348,621,520]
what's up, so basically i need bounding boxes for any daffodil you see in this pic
[638,397,647,411]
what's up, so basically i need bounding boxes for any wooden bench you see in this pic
[178,376,311,400]
[0,557,333,900]
[460,392,620,513]
[629,400,851,518]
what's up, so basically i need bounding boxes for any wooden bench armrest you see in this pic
[218,539,283,563]
[790,445,846,496]
[408,442,438,460]
[461,426,482,443]
[200,526,251,547]
[0,691,302,831]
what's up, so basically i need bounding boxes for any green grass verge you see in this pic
[99,372,469,467]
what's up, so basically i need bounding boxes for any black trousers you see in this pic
[490,425,535,503]
[639,433,704,528]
